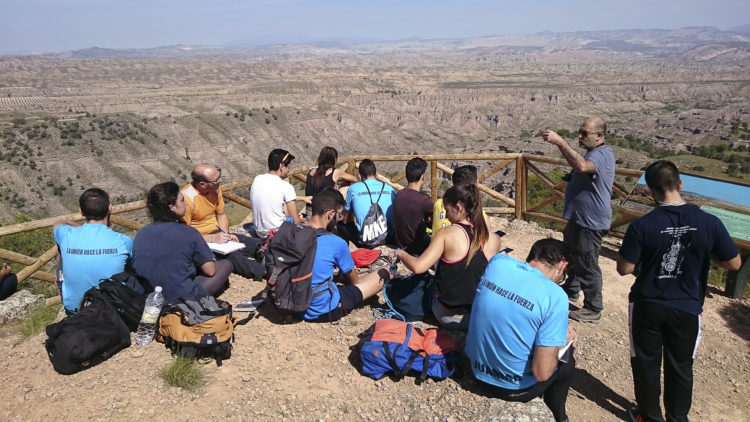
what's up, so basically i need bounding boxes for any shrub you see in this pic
[159,357,205,390]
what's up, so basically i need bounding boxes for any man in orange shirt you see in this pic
[181,164,265,280]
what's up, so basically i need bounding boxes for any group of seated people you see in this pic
[48,146,576,420]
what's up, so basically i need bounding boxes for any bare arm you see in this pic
[297,195,313,205]
[334,169,358,185]
[397,228,447,274]
[285,200,302,224]
[616,256,637,276]
[532,345,560,382]
[344,268,359,285]
[542,130,596,174]
[714,253,742,272]
[200,260,216,277]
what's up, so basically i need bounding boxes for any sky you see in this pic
[1,0,749,54]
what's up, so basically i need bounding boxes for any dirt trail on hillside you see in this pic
[1,218,748,421]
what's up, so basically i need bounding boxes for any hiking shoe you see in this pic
[628,406,645,422]
[569,308,601,322]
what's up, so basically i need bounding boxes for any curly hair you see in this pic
[147,182,181,222]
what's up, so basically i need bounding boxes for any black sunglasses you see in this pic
[578,129,601,137]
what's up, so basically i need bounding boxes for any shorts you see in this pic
[309,284,363,323]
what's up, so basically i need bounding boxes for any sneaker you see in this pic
[569,308,601,322]
[628,406,645,422]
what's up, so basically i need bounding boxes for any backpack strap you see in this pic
[363,181,386,205]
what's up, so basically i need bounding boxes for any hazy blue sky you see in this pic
[1,0,748,54]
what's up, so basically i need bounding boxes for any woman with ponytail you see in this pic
[305,146,358,197]
[395,183,501,329]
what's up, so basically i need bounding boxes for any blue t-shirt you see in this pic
[54,223,133,312]
[465,253,568,390]
[619,204,738,315]
[563,145,615,230]
[344,179,396,234]
[303,233,355,320]
[133,222,215,304]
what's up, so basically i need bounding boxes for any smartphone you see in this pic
[235,298,265,312]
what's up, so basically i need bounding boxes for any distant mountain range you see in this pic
[4,26,750,60]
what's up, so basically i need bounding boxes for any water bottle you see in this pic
[135,286,164,346]
[390,250,400,277]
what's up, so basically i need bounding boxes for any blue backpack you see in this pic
[360,319,458,382]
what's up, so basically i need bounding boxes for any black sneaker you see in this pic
[569,308,601,322]
[628,406,645,422]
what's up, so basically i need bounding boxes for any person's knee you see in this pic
[355,268,389,299]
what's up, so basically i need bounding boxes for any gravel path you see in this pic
[1,218,748,421]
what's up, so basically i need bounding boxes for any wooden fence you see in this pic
[1,153,747,297]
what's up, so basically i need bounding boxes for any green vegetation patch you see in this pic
[18,304,60,337]
[159,357,206,390]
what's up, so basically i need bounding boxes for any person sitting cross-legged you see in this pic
[301,188,391,322]
[393,157,433,255]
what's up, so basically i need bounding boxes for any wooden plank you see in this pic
[484,207,515,215]
[524,211,567,225]
[347,158,356,176]
[527,194,563,213]
[526,160,561,191]
[612,184,629,199]
[223,192,253,209]
[515,157,524,219]
[16,246,59,283]
[477,183,515,206]
[609,215,637,231]
[391,171,406,184]
[375,174,403,191]
[478,159,513,183]
[0,249,35,265]
[29,271,55,283]
[109,215,144,231]
[436,162,454,176]
[345,153,522,162]
[524,154,643,178]
[292,173,307,184]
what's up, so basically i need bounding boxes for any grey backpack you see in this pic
[358,182,388,248]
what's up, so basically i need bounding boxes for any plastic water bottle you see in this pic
[390,250,400,277]
[135,286,164,346]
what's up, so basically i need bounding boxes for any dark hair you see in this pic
[79,188,110,220]
[268,148,294,171]
[359,159,376,178]
[443,184,488,265]
[147,182,181,222]
[405,157,427,183]
[525,238,570,268]
[311,188,345,216]
[312,146,338,187]
[645,160,681,196]
[452,165,478,186]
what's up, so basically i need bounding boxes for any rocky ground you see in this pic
[1,218,748,421]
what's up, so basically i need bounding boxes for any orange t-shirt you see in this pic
[180,183,225,234]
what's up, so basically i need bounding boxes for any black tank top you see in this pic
[434,223,489,313]
[305,169,336,196]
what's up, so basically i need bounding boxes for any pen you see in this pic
[216,225,225,233]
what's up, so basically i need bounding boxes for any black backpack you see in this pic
[45,288,131,375]
[264,221,330,313]
[82,272,153,331]
[358,182,388,248]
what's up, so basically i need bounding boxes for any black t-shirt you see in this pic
[393,187,434,249]
[619,204,738,315]
[305,170,335,197]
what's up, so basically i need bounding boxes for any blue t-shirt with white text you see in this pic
[303,233,355,320]
[344,179,396,234]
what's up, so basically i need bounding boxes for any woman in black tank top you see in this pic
[304,147,358,219]
[394,184,502,329]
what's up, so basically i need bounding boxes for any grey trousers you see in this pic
[563,221,604,312]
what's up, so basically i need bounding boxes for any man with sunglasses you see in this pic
[182,163,265,280]
[542,117,615,322]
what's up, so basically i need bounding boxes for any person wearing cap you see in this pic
[249,149,309,238]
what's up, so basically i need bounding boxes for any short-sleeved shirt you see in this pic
[180,184,225,235]
[302,233,355,320]
[54,223,133,312]
[465,253,568,390]
[250,173,298,237]
[344,179,396,233]
[393,187,433,249]
[619,204,738,315]
[563,145,615,231]
[133,222,215,304]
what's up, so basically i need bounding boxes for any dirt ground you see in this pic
[1,218,748,421]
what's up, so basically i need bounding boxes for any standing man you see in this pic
[53,188,132,313]
[182,163,264,280]
[617,160,740,422]
[393,157,433,255]
[250,149,308,238]
[542,117,615,322]
[466,239,577,422]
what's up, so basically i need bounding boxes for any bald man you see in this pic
[181,164,265,280]
[542,117,615,322]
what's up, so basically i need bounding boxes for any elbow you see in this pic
[533,367,553,383]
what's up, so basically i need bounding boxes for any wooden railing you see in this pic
[1,153,746,296]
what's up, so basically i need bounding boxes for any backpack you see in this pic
[156,296,239,366]
[45,288,131,375]
[374,272,434,322]
[360,319,458,383]
[264,221,330,313]
[358,182,388,248]
[82,271,153,331]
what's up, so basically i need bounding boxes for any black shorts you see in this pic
[309,285,363,323]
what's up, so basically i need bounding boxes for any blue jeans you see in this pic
[563,221,604,312]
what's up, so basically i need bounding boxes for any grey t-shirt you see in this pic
[563,145,615,230]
